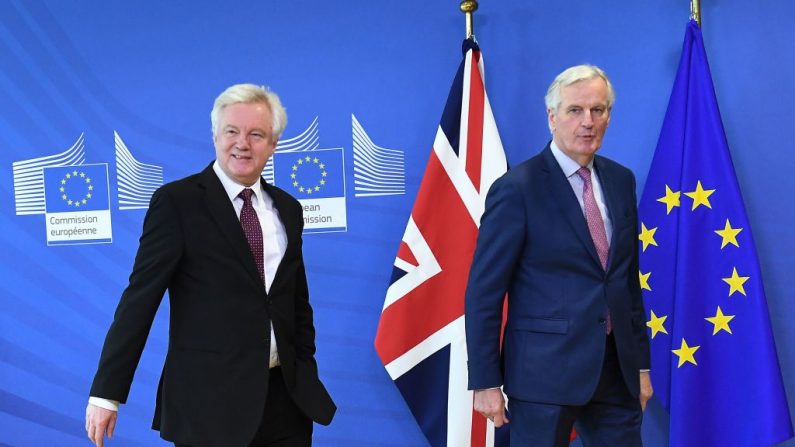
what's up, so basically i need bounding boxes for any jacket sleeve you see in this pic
[465,176,527,390]
[89,188,184,402]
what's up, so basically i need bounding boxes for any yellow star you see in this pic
[61,179,66,185]
[638,223,658,252]
[313,158,319,163]
[299,187,305,192]
[705,306,735,335]
[297,159,303,165]
[292,181,298,187]
[75,201,81,207]
[321,171,327,177]
[684,180,715,210]
[292,165,298,171]
[319,163,325,169]
[306,189,313,195]
[87,193,92,199]
[61,194,67,200]
[291,173,296,179]
[714,219,742,249]
[88,185,93,191]
[72,170,78,176]
[66,173,72,179]
[314,186,320,191]
[82,199,87,204]
[59,186,65,192]
[80,172,86,178]
[639,271,652,291]
[305,156,311,162]
[657,185,681,215]
[67,200,73,205]
[672,338,700,367]
[320,179,326,185]
[85,178,91,184]
[722,267,750,297]
[646,310,668,338]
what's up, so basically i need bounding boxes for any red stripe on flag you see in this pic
[471,406,487,447]
[375,150,478,364]
[465,50,485,192]
[397,240,419,267]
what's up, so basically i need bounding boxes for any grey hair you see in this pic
[210,84,287,141]
[544,64,615,113]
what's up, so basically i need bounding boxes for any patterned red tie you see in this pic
[239,188,264,282]
[577,167,611,333]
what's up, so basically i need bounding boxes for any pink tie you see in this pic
[239,188,264,282]
[576,167,611,333]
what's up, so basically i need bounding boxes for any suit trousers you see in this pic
[176,367,313,447]
[507,334,643,447]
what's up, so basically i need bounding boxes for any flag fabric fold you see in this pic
[374,39,508,447]
[639,20,793,447]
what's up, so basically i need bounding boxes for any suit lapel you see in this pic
[262,179,298,290]
[593,157,621,271]
[197,164,266,292]
[541,147,604,269]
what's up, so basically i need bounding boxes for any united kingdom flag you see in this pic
[375,39,508,447]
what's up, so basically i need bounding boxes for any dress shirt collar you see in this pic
[550,140,595,178]
[212,160,266,203]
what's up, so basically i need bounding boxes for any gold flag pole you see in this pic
[460,0,479,40]
[691,0,701,26]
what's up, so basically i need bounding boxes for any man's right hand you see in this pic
[473,388,509,427]
[85,403,117,447]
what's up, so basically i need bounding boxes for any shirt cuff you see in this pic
[89,397,120,412]
[639,369,651,373]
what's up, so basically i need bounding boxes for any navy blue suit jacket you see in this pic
[465,145,650,405]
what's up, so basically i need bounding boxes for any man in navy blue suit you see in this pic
[465,65,653,446]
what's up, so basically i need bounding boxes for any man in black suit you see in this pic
[85,84,335,447]
[465,65,652,446]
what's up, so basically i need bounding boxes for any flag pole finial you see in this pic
[459,0,478,40]
[691,0,701,26]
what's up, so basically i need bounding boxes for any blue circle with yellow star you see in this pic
[58,169,95,208]
[290,155,328,196]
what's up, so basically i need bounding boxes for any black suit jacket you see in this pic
[90,163,335,447]
[465,145,650,405]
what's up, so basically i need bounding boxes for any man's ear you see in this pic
[547,108,556,132]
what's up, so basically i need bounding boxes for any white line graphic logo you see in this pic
[352,114,405,197]
[12,134,86,215]
[114,131,164,210]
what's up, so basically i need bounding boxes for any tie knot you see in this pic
[576,167,592,184]
[239,188,255,204]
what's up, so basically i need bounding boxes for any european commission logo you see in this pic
[12,132,163,246]
[273,148,346,233]
[43,164,112,245]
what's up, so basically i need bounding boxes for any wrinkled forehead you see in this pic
[559,78,610,106]
[218,101,272,125]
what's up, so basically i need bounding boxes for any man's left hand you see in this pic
[639,371,653,411]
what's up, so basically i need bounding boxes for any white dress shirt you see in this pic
[89,162,286,412]
[550,141,613,244]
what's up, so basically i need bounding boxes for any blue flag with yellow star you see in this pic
[43,164,110,213]
[639,20,793,447]
[272,148,345,199]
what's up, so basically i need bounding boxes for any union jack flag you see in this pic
[374,39,508,447]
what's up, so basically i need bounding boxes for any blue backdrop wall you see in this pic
[1,1,793,446]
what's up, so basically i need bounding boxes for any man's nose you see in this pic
[581,111,594,127]
[235,134,250,149]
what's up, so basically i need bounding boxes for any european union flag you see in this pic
[639,20,793,446]
[43,164,110,213]
[272,148,345,199]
